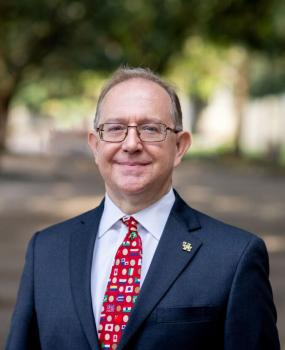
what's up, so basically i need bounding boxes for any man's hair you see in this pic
[94,67,183,130]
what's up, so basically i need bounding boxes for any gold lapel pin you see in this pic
[182,241,192,252]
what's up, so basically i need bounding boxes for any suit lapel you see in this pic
[70,200,104,350]
[118,194,202,350]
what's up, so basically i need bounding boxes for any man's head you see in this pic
[89,67,191,213]
[94,67,183,130]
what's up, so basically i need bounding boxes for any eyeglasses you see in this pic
[96,123,181,143]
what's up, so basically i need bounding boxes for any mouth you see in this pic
[115,161,150,166]
[114,161,151,173]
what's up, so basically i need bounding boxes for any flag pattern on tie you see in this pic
[98,216,142,349]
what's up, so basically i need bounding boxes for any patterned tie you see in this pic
[98,216,142,349]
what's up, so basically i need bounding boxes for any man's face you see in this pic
[89,78,190,206]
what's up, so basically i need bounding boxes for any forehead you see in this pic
[99,78,173,123]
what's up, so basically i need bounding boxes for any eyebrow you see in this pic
[100,117,164,124]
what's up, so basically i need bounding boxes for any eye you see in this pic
[140,124,161,133]
[105,124,126,132]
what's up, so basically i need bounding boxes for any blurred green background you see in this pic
[0,0,285,348]
[1,0,285,161]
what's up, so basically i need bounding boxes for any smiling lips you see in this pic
[115,160,151,166]
[114,161,150,175]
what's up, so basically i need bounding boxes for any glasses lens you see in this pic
[102,124,126,142]
[99,123,167,142]
[138,123,165,141]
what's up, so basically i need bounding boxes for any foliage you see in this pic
[0,0,285,151]
[167,37,229,101]
[1,0,284,87]
[0,0,195,83]
[197,0,285,56]
[250,55,285,97]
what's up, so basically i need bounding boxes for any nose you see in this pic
[121,126,143,153]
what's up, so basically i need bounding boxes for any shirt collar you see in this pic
[133,189,175,240]
[98,193,125,238]
[98,189,175,241]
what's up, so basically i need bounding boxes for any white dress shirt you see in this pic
[91,188,175,329]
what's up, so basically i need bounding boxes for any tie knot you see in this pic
[122,216,138,230]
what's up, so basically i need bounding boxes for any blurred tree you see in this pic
[197,0,285,155]
[0,0,284,153]
[167,37,229,133]
[250,55,285,97]
[171,0,285,155]
[0,0,197,152]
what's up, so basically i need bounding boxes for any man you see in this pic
[6,67,279,349]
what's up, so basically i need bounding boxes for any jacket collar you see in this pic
[69,199,104,350]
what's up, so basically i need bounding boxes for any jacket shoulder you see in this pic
[196,208,256,237]
[174,191,263,246]
[192,208,266,256]
[33,201,104,243]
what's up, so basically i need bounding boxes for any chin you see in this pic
[119,183,146,195]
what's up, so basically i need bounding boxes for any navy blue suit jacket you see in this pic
[6,192,280,349]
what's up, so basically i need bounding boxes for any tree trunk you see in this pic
[190,96,206,134]
[232,52,250,157]
[0,96,10,154]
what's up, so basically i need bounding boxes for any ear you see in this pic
[174,131,191,168]
[88,130,100,164]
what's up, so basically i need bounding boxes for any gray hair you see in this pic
[94,67,183,130]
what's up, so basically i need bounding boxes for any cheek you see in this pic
[161,146,177,167]
[95,145,116,165]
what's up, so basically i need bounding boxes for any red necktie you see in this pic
[98,216,142,349]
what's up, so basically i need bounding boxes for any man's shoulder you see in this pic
[179,202,267,261]
[33,201,104,243]
[194,208,261,243]
[174,191,263,247]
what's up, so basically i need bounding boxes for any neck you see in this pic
[106,185,172,214]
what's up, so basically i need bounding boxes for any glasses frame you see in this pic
[96,122,182,143]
